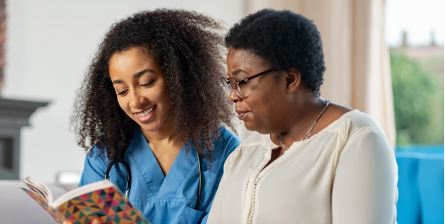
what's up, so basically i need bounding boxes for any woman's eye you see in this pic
[140,80,154,87]
[116,90,128,96]
[238,80,249,87]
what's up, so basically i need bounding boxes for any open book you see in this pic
[19,176,150,224]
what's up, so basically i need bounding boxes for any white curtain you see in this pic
[238,0,396,147]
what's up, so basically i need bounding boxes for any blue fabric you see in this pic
[395,145,444,224]
[79,127,240,224]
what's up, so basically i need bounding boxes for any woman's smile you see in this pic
[134,105,156,123]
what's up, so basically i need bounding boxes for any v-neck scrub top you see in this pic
[208,110,398,224]
[79,127,240,224]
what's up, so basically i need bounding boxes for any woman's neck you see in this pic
[140,118,184,150]
[276,96,327,146]
[140,120,185,176]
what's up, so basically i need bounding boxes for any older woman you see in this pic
[208,9,398,224]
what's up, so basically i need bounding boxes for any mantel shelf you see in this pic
[0,97,50,180]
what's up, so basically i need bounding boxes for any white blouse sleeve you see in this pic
[207,175,226,223]
[207,153,235,224]
[331,127,398,224]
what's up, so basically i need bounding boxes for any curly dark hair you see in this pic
[225,9,326,95]
[71,9,234,161]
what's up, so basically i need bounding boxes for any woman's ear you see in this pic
[285,68,301,93]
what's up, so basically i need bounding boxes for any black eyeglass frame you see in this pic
[221,67,278,98]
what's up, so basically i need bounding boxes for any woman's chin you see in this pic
[139,123,162,133]
[244,122,274,135]
[243,121,259,133]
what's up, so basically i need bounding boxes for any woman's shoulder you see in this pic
[212,126,241,155]
[85,145,109,163]
[341,110,386,134]
[218,126,240,142]
[225,133,267,158]
[325,105,383,132]
[327,109,390,146]
[318,105,389,142]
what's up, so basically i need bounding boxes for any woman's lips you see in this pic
[134,105,156,123]
[238,112,247,120]
[236,110,248,120]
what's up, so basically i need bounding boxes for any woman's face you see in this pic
[109,47,171,135]
[226,48,287,134]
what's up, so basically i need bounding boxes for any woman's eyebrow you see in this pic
[112,69,155,84]
[133,68,155,79]
[230,69,246,77]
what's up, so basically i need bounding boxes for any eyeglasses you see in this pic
[221,68,277,99]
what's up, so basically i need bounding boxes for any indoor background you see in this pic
[0,0,443,223]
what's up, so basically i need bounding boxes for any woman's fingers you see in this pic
[63,219,102,224]
[91,218,102,224]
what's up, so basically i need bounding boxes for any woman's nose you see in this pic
[228,88,241,102]
[129,89,143,108]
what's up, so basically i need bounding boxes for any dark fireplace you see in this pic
[0,98,49,179]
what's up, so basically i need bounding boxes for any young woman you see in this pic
[70,9,240,224]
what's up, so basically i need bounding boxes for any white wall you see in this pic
[4,0,244,182]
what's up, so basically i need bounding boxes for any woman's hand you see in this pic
[63,218,102,224]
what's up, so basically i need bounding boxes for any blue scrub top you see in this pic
[78,127,240,224]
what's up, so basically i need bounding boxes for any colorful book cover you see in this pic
[19,177,150,224]
[21,187,66,224]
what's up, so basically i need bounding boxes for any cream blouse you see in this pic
[208,110,398,224]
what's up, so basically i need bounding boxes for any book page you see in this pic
[23,176,53,203]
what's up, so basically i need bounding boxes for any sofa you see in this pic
[0,180,77,224]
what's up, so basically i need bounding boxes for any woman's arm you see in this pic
[78,147,108,187]
[206,169,228,224]
[332,127,398,223]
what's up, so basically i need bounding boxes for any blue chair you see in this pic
[395,145,444,224]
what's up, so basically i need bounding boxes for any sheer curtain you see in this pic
[239,0,396,147]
